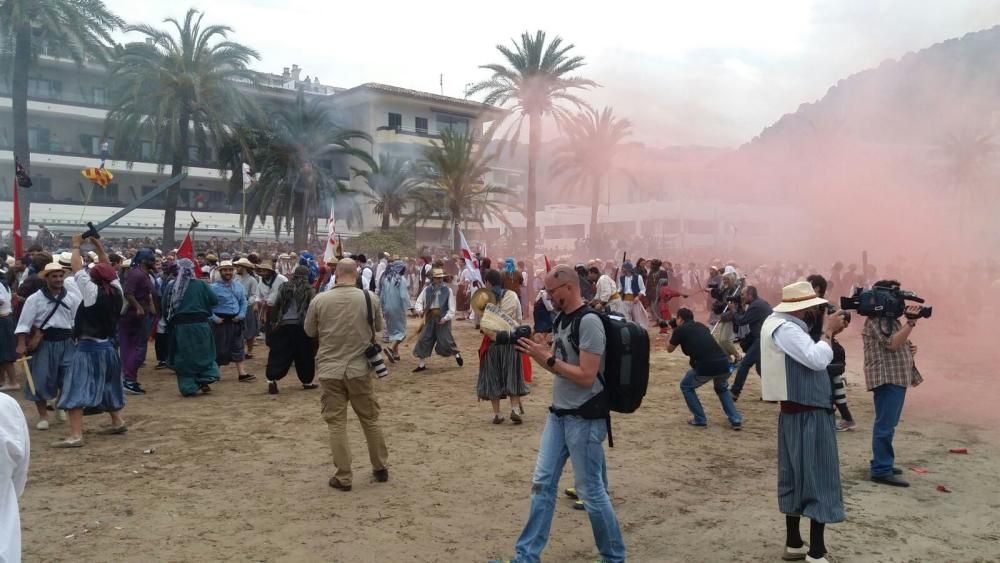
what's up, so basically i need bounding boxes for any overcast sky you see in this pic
[102,0,1000,147]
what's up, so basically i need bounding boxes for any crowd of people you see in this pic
[0,231,949,563]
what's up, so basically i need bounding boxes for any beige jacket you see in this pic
[304,284,384,380]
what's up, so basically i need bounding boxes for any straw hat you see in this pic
[470,288,496,321]
[217,260,235,270]
[278,253,290,260]
[39,262,65,278]
[57,252,72,267]
[432,268,445,278]
[235,258,255,269]
[205,253,218,263]
[772,281,828,313]
[121,259,131,269]
[256,260,275,272]
[479,303,518,341]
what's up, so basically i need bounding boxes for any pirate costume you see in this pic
[162,259,221,396]
[412,269,462,372]
[475,287,530,420]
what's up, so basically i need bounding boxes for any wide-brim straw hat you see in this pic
[235,258,255,269]
[432,268,445,278]
[256,261,275,272]
[217,260,235,270]
[773,281,828,313]
[39,262,65,278]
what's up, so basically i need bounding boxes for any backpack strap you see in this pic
[362,289,376,345]
[566,305,614,447]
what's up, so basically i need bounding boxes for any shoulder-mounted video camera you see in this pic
[840,286,932,320]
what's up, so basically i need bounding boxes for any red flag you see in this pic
[12,177,23,258]
[544,255,552,273]
[176,229,194,260]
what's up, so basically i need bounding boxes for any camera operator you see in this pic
[710,266,743,364]
[728,286,773,401]
[667,308,743,429]
[863,279,924,488]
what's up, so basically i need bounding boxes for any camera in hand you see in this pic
[364,343,389,378]
[840,286,932,320]
[495,325,532,345]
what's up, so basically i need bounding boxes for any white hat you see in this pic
[39,262,65,278]
[772,281,828,313]
[58,251,72,267]
[217,260,235,270]
[6,256,15,267]
[723,265,738,277]
[87,251,98,261]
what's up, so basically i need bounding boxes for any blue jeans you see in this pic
[730,339,761,397]
[870,384,907,477]
[680,369,742,426]
[514,413,625,563]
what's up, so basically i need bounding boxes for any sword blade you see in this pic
[92,173,188,232]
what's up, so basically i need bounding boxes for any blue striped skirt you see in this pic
[25,338,76,402]
[777,410,844,523]
[58,339,125,411]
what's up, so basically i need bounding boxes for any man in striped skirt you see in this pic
[760,281,847,563]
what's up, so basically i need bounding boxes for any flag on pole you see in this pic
[459,229,478,269]
[11,177,23,258]
[176,229,194,260]
[323,202,338,264]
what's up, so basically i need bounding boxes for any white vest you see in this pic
[760,314,790,402]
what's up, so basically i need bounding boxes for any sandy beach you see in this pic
[12,318,1000,562]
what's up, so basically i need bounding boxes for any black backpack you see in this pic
[355,266,375,291]
[561,306,650,446]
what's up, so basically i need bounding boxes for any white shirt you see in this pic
[238,273,260,305]
[360,266,374,290]
[0,282,11,316]
[0,393,29,563]
[771,313,833,371]
[414,283,457,322]
[374,260,388,293]
[257,273,287,307]
[595,275,618,302]
[14,283,83,334]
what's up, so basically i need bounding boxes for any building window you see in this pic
[141,141,153,160]
[435,114,469,136]
[388,112,402,130]
[27,78,60,99]
[92,88,107,105]
[415,117,428,135]
[28,128,50,151]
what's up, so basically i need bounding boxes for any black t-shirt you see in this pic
[669,321,730,376]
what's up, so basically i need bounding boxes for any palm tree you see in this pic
[937,131,997,243]
[466,30,595,257]
[410,129,516,252]
[550,107,634,241]
[243,89,375,248]
[0,0,123,239]
[356,152,417,230]
[104,8,260,247]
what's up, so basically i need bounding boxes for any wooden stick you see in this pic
[14,356,35,396]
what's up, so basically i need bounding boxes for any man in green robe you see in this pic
[161,258,221,396]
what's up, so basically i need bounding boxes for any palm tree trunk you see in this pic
[453,219,461,253]
[163,111,191,248]
[381,211,391,230]
[527,112,542,258]
[12,24,32,242]
[589,175,601,244]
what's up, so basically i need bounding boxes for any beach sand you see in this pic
[14,318,1000,562]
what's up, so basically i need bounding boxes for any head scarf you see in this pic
[504,258,516,274]
[383,260,405,288]
[168,258,197,320]
[90,262,117,295]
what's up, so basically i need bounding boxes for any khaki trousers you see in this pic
[715,321,741,361]
[320,376,389,486]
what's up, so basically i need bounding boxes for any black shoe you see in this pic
[154,361,168,370]
[199,384,212,394]
[373,469,389,483]
[871,474,910,487]
[302,383,319,390]
[238,374,257,382]
[268,380,278,395]
[123,381,146,396]
[892,467,904,475]
[413,365,427,373]
[328,477,352,491]
[731,392,740,402]
[455,353,464,367]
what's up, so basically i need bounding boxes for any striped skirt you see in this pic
[777,410,844,523]
[476,341,530,400]
[58,339,125,412]
[25,338,75,402]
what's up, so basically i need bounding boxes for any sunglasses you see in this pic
[546,282,570,294]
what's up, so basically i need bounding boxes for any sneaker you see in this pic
[492,414,505,425]
[36,420,50,431]
[564,487,579,499]
[871,474,910,487]
[573,500,585,510]
[268,380,278,395]
[805,556,830,563]
[238,374,257,382]
[154,361,168,370]
[50,438,84,448]
[302,383,319,390]
[836,419,856,432]
[123,381,145,395]
[455,353,464,367]
[731,421,742,431]
[510,410,523,425]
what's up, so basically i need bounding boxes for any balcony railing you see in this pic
[0,84,110,109]
[0,141,219,169]
[376,125,481,141]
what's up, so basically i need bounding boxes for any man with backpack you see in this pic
[497,264,626,563]
[667,308,743,429]
[356,255,376,291]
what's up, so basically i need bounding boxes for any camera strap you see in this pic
[362,289,376,345]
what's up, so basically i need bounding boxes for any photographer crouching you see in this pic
[859,280,925,487]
